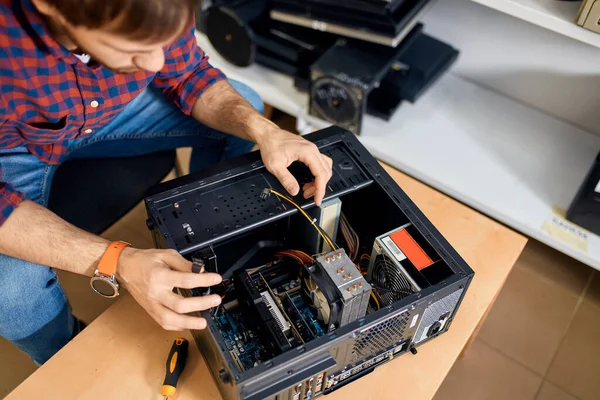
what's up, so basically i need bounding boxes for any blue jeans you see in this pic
[0,80,261,365]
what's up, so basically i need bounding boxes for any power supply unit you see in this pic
[145,126,474,400]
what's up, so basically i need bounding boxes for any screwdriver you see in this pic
[161,337,189,400]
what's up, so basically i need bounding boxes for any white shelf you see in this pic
[196,32,600,269]
[470,0,600,48]
[358,74,600,270]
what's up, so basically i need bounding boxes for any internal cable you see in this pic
[358,253,371,276]
[370,291,381,311]
[340,212,360,260]
[263,189,338,251]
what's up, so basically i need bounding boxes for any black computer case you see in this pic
[145,126,474,400]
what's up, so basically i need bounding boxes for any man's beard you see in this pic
[65,30,139,73]
[54,20,140,74]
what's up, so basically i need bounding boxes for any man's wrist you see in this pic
[246,114,280,146]
[115,246,137,286]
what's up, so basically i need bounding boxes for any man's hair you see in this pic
[48,0,197,41]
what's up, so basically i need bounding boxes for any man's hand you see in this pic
[118,248,222,331]
[256,127,333,206]
[192,81,333,204]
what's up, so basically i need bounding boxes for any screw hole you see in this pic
[214,207,220,212]
[224,225,230,230]
[276,207,281,211]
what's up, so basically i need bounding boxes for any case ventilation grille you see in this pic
[349,310,411,364]
[414,288,463,344]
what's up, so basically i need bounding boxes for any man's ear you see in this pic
[31,0,68,24]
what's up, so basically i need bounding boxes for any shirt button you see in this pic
[90,100,99,108]
[84,128,93,134]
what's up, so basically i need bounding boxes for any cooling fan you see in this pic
[310,76,362,134]
[370,254,415,305]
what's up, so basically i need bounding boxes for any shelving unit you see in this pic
[470,0,600,48]
[196,31,600,270]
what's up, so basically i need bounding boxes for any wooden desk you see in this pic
[7,165,527,400]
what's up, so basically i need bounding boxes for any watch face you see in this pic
[91,277,118,298]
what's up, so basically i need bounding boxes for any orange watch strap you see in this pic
[97,241,131,277]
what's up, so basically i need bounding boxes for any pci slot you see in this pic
[230,350,244,372]
[284,293,316,342]
[261,290,291,333]
[259,271,305,344]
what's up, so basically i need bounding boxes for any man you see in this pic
[0,0,333,365]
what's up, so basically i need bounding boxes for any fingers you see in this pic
[162,291,222,314]
[163,269,222,289]
[303,182,316,199]
[322,154,333,169]
[156,305,208,331]
[266,160,300,196]
[160,249,193,272]
[298,150,332,206]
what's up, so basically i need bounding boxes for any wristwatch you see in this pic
[90,241,131,298]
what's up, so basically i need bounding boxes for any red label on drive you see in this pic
[389,229,433,271]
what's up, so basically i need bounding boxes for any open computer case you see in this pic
[145,126,474,400]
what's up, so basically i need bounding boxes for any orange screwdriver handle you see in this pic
[161,337,189,399]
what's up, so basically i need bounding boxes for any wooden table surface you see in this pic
[7,164,527,400]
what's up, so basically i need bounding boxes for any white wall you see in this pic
[421,0,600,136]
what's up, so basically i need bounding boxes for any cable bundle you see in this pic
[264,189,338,251]
[275,250,314,266]
[339,212,360,260]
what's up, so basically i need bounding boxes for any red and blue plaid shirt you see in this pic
[0,0,226,226]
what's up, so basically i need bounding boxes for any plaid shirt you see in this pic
[0,0,226,226]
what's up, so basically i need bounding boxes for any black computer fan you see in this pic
[310,76,361,129]
[370,254,415,305]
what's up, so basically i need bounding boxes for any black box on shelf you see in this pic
[567,151,600,236]
[367,31,459,121]
[308,25,423,135]
[270,0,432,47]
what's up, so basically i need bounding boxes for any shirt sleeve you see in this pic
[0,181,24,227]
[150,25,227,115]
